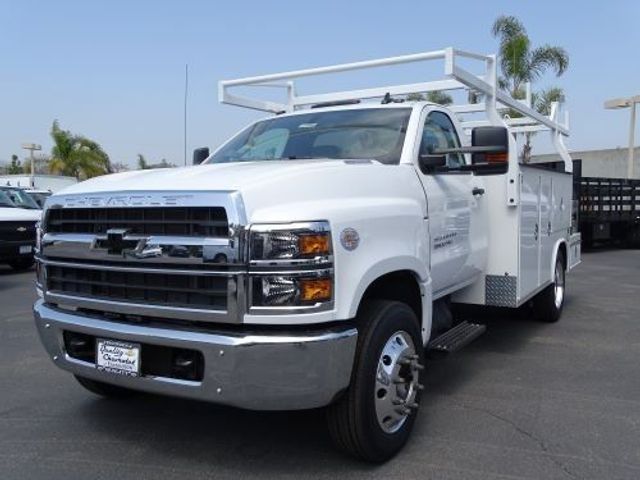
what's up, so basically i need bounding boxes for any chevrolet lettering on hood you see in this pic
[58,193,195,208]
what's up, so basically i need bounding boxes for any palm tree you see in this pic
[48,121,111,179]
[533,87,565,116]
[518,87,566,160]
[491,16,569,160]
[492,16,568,99]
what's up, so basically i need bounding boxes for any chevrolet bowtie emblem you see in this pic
[16,226,27,232]
[105,228,131,255]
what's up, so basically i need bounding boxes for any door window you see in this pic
[419,111,465,168]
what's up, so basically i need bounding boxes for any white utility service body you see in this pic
[33,47,580,461]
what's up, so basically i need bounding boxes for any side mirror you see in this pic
[422,126,510,175]
[470,126,509,175]
[192,147,210,165]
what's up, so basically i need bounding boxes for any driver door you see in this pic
[415,109,487,296]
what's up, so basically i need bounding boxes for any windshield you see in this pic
[26,191,51,208]
[207,108,411,165]
[0,191,17,208]
[2,188,40,209]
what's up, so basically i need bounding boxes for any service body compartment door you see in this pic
[539,176,554,284]
[519,172,541,298]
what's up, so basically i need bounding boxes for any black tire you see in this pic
[74,375,135,399]
[8,256,34,271]
[326,300,424,463]
[533,249,566,323]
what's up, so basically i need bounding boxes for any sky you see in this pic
[1,0,639,168]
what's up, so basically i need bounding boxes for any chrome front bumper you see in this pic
[34,300,357,410]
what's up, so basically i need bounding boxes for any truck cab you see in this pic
[33,47,580,462]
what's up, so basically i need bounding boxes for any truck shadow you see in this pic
[76,394,370,473]
[0,264,34,276]
[73,298,567,473]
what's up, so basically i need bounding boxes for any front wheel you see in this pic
[533,250,566,323]
[326,300,425,462]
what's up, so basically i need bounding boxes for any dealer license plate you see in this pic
[19,245,32,254]
[96,339,140,376]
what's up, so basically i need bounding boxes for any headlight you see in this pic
[249,221,332,264]
[251,272,333,307]
[248,221,333,311]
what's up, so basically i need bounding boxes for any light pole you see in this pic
[21,143,42,188]
[604,95,640,179]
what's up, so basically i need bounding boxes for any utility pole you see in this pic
[184,64,189,166]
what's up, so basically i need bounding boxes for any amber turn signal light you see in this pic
[486,152,508,163]
[298,234,331,256]
[300,278,332,302]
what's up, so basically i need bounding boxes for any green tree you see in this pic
[491,15,569,160]
[425,91,453,106]
[7,154,22,174]
[137,153,149,170]
[157,158,175,168]
[406,91,453,106]
[110,162,130,173]
[48,121,111,179]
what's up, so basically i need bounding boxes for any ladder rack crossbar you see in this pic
[218,46,571,172]
[219,47,568,135]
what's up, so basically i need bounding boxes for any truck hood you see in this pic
[57,160,379,193]
[0,207,42,222]
[52,160,426,223]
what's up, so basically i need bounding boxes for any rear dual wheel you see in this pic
[327,300,424,462]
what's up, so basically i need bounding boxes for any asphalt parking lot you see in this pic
[1,249,639,480]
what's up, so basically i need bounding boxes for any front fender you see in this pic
[347,256,432,345]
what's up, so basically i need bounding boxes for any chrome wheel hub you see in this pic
[374,331,424,434]
[554,262,565,309]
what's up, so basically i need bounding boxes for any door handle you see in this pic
[472,187,485,196]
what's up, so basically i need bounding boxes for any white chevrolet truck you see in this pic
[34,48,580,461]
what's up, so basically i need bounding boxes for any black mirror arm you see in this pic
[431,145,507,155]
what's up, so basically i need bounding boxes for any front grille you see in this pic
[47,265,227,310]
[0,221,36,242]
[46,207,228,237]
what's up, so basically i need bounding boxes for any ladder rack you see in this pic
[219,47,571,171]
